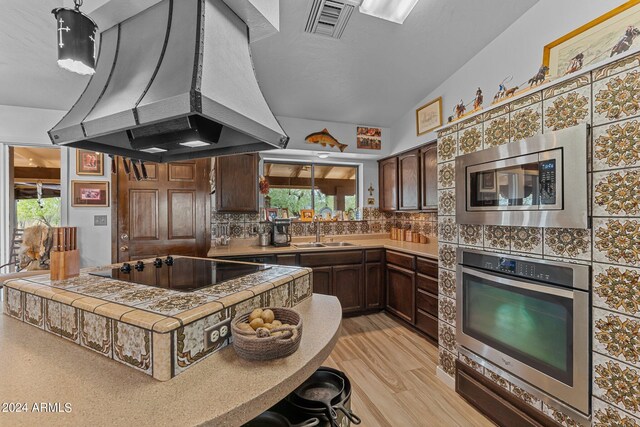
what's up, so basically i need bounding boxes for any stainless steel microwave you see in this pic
[455,125,588,228]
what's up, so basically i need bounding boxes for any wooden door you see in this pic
[379,157,398,212]
[215,154,258,212]
[332,264,363,313]
[115,158,211,262]
[398,150,420,210]
[386,264,415,323]
[311,266,332,296]
[365,263,384,310]
[420,143,438,210]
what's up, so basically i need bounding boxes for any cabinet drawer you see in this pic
[416,289,438,316]
[415,309,438,340]
[386,251,415,270]
[416,257,438,278]
[416,274,438,295]
[365,249,383,263]
[300,250,363,267]
[276,254,298,266]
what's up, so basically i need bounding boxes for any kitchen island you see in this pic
[0,293,340,427]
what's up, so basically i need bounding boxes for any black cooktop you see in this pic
[89,256,271,292]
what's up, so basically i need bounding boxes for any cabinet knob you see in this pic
[120,246,129,252]
[121,233,129,241]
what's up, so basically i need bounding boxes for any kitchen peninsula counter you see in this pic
[207,235,439,260]
[0,294,341,427]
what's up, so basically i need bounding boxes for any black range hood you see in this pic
[49,0,289,162]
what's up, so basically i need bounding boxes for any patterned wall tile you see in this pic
[458,115,482,130]
[5,288,23,320]
[482,104,509,121]
[80,310,112,357]
[135,293,218,316]
[543,74,591,99]
[437,162,455,189]
[510,384,542,411]
[593,397,640,427]
[509,103,542,142]
[594,352,640,416]
[484,226,512,251]
[593,118,640,171]
[438,322,456,352]
[459,224,483,247]
[113,321,152,374]
[459,353,483,374]
[24,293,43,329]
[438,216,458,243]
[291,274,312,305]
[438,295,456,326]
[175,309,229,375]
[593,52,640,81]
[593,67,640,126]
[543,228,591,260]
[543,85,591,133]
[265,282,292,308]
[483,114,510,148]
[483,366,511,390]
[438,270,456,299]
[511,226,543,255]
[593,263,640,317]
[458,124,483,155]
[437,133,457,163]
[594,307,640,367]
[59,304,79,343]
[229,293,264,319]
[542,402,587,427]
[593,168,640,217]
[438,348,456,377]
[45,300,62,335]
[594,218,640,266]
[437,124,457,138]
[438,189,456,216]
[438,243,457,271]
[510,92,542,111]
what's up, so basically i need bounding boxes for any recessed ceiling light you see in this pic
[359,0,419,24]
[179,140,211,148]
[317,153,330,159]
[140,147,167,153]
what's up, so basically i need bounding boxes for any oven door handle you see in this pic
[460,266,576,299]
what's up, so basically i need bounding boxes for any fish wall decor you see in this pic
[304,128,348,152]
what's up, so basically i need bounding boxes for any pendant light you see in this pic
[52,0,98,75]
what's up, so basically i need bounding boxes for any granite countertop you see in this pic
[0,294,341,427]
[207,236,439,260]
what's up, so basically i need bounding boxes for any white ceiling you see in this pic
[251,0,538,126]
[0,0,538,128]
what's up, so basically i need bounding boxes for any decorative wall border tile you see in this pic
[24,293,43,328]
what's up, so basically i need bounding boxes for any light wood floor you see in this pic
[323,313,495,427]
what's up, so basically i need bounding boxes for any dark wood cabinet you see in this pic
[379,157,398,212]
[398,150,420,210]
[386,264,415,324]
[420,143,438,211]
[333,265,363,313]
[365,262,384,310]
[311,266,332,296]
[215,153,258,212]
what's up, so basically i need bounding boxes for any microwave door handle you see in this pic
[461,266,575,299]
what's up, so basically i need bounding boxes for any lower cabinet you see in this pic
[365,263,384,309]
[386,264,415,323]
[333,264,363,314]
[311,266,332,296]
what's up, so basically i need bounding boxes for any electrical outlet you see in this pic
[94,215,108,226]
[204,318,231,351]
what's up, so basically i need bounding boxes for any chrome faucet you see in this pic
[314,215,322,243]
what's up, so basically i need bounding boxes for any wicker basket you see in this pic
[231,307,303,361]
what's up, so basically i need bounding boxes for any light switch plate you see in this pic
[94,215,108,226]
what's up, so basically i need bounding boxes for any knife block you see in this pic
[50,250,80,281]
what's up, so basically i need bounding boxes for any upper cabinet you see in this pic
[378,141,437,212]
[379,157,398,212]
[398,149,420,210]
[420,143,437,211]
[215,153,259,212]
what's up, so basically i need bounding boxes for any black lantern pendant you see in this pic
[52,0,98,75]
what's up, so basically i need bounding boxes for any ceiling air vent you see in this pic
[305,0,359,39]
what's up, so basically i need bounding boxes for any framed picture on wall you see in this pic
[71,181,109,207]
[76,149,104,176]
[416,97,442,136]
[544,0,640,79]
[265,208,279,221]
[356,126,382,150]
[299,209,314,222]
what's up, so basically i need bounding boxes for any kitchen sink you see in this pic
[295,243,327,248]
[323,242,358,247]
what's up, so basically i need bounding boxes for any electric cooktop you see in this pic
[89,256,271,292]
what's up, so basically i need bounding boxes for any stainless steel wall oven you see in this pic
[456,248,590,414]
[455,125,588,228]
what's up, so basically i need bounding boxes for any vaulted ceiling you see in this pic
[0,0,538,129]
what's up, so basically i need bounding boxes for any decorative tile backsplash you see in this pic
[210,207,437,240]
[437,51,640,424]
